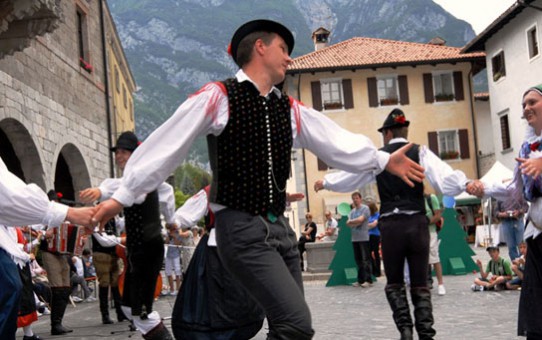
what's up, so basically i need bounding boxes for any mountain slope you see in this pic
[109,0,477,163]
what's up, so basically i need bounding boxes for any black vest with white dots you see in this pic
[207,78,292,216]
[123,190,162,250]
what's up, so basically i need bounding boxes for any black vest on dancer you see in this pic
[376,142,424,215]
[121,190,164,317]
[92,218,117,254]
[207,78,292,216]
[123,190,162,250]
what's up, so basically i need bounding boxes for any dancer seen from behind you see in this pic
[315,109,484,340]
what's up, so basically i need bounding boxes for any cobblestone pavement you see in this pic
[20,245,522,339]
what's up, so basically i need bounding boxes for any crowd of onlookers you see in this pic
[299,194,528,296]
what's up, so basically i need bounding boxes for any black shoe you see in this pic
[102,315,114,324]
[23,335,42,340]
[51,324,73,335]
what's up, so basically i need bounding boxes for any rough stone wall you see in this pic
[0,0,111,190]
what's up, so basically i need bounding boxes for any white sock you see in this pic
[23,325,33,336]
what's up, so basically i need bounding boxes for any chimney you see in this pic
[428,37,446,46]
[312,27,331,51]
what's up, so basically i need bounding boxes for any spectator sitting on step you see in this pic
[472,246,513,291]
[506,241,527,290]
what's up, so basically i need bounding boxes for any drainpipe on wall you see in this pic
[468,66,481,179]
[297,72,310,213]
[99,0,114,177]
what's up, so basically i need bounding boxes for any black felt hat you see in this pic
[110,131,140,152]
[228,19,294,66]
[377,108,410,133]
[47,190,59,201]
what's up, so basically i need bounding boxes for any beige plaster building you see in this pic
[285,32,486,222]
[103,3,136,141]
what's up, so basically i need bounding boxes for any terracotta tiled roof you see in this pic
[288,37,485,73]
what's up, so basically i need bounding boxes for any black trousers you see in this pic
[215,209,314,339]
[369,234,382,276]
[380,214,430,288]
[123,238,164,316]
[352,241,372,284]
[518,234,542,337]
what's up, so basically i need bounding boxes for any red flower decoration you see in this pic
[530,141,541,151]
[227,43,232,56]
[394,115,406,124]
[56,192,63,199]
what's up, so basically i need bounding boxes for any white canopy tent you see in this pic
[455,161,514,205]
[455,161,514,245]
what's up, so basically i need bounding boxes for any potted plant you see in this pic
[435,93,454,102]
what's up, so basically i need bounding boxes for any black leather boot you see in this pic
[99,286,114,324]
[411,287,436,340]
[111,286,128,322]
[50,288,73,335]
[385,284,413,340]
[142,322,173,340]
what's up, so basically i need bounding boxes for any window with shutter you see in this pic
[343,79,354,109]
[377,75,400,106]
[318,78,350,111]
[453,71,464,101]
[423,73,434,103]
[367,77,378,107]
[432,72,454,102]
[311,81,322,111]
[491,51,506,82]
[437,130,460,160]
[398,75,409,105]
[458,129,470,159]
[428,132,439,155]
[528,25,539,59]
[499,114,511,150]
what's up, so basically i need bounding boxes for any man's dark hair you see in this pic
[385,126,409,139]
[351,192,362,199]
[236,31,275,67]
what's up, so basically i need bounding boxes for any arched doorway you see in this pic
[53,143,91,206]
[0,118,45,188]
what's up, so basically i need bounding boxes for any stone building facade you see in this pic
[0,0,115,203]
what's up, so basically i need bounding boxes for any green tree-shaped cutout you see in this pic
[438,208,478,275]
[326,215,358,286]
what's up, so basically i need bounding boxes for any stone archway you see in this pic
[0,118,45,188]
[53,143,91,205]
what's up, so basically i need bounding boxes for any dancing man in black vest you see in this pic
[315,109,483,340]
[92,21,426,339]
[80,132,175,339]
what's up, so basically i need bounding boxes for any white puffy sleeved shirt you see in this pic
[323,138,471,212]
[112,70,391,208]
[0,157,68,227]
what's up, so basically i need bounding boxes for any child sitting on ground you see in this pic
[506,241,527,290]
[472,246,513,291]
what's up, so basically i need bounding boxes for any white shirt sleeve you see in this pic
[93,232,120,248]
[98,178,121,201]
[324,170,376,192]
[0,158,68,227]
[420,146,470,196]
[174,189,208,228]
[291,99,389,174]
[112,83,228,206]
[158,182,176,224]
